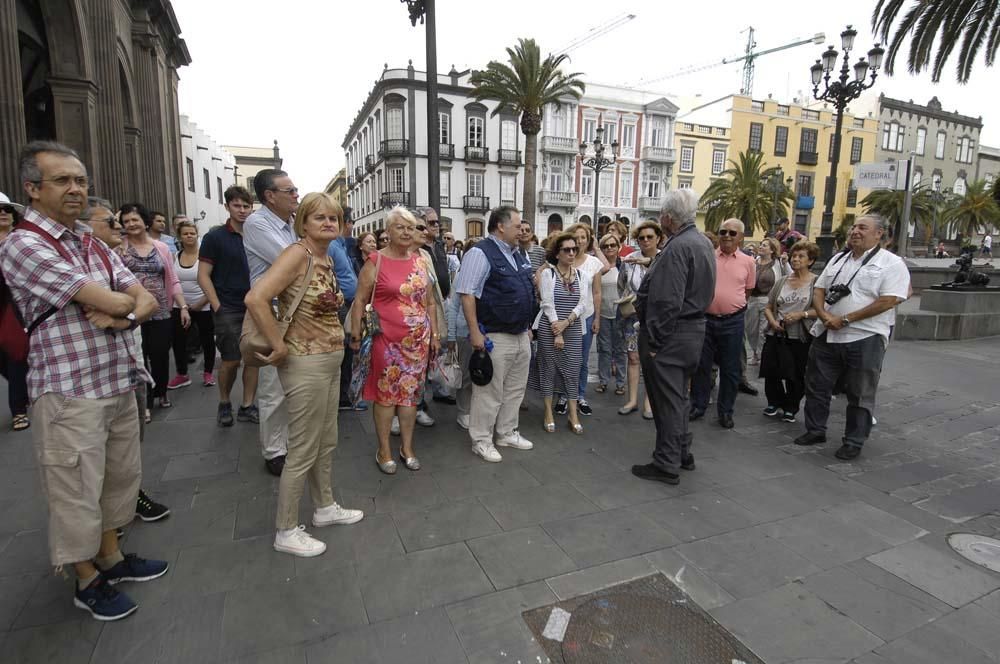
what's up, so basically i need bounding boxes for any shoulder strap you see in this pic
[7,222,76,335]
[372,251,383,302]
[279,245,315,323]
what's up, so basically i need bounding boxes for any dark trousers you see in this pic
[338,301,353,405]
[761,337,810,415]
[142,318,173,405]
[804,333,885,448]
[765,377,806,415]
[0,353,29,416]
[639,325,704,474]
[691,313,745,417]
[172,309,216,376]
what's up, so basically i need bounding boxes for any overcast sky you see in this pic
[171,0,1000,194]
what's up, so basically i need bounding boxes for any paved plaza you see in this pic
[1,336,1000,663]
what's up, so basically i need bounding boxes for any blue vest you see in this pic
[476,238,535,334]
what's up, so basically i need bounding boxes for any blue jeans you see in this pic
[579,315,595,400]
[690,313,745,418]
[597,315,626,389]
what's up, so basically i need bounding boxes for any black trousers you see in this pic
[172,308,216,375]
[142,318,173,405]
[0,352,29,416]
[338,300,353,404]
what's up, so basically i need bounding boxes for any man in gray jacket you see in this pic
[632,189,717,485]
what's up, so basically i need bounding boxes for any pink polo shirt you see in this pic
[706,248,755,315]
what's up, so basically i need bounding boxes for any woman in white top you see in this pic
[596,233,626,395]
[747,237,791,366]
[617,220,661,418]
[168,220,217,389]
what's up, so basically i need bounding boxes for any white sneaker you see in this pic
[313,502,364,527]
[457,414,470,430]
[416,410,435,427]
[390,416,400,436]
[496,430,533,450]
[472,442,503,463]
[273,525,326,557]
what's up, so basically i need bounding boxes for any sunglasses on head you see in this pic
[718,229,740,237]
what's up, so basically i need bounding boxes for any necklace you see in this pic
[557,266,574,282]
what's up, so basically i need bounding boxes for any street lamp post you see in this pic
[400,0,440,212]
[810,25,884,260]
[762,168,792,236]
[579,126,619,234]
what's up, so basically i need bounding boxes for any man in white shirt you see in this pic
[795,215,910,460]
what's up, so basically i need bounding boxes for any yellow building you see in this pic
[324,168,348,210]
[672,117,732,228]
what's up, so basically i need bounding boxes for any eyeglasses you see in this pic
[0,206,16,215]
[600,243,619,249]
[36,176,89,189]
[718,229,740,237]
[415,225,427,231]
[560,246,578,253]
[270,187,298,195]
[637,234,657,241]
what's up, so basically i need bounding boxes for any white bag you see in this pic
[437,349,463,390]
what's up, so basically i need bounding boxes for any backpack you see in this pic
[0,221,113,363]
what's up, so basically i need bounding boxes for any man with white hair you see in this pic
[794,215,909,460]
[690,218,756,429]
[631,189,716,485]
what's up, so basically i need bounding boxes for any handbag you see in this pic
[436,348,463,390]
[617,293,637,318]
[240,247,315,367]
[360,252,383,338]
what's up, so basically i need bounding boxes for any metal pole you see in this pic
[424,0,440,212]
[593,166,600,234]
[817,104,844,261]
[898,157,913,257]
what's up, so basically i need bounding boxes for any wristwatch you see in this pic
[841,315,851,326]
[125,312,139,331]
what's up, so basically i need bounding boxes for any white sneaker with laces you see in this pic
[273,525,326,557]
[472,442,502,463]
[313,502,365,527]
[457,414,470,430]
[415,410,435,427]
[496,430,533,450]
[390,416,400,436]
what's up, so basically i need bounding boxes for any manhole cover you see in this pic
[948,533,1000,573]
[523,574,763,664]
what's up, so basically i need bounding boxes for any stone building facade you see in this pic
[1,0,189,215]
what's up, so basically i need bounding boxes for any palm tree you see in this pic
[699,151,792,234]
[470,39,585,225]
[861,184,935,243]
[872,0,1000,83]
[941,179,1000,239]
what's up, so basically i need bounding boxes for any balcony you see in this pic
[354,166,363,181]
[798,150,818,165]
[639,195,662,212]
[365,155,375,173]
[497,149,521,167]
[347,175,355,189]
[539,190,579,209]
[541,136,579,154]
[795,195,815,210]
[380,191,411,208]
[438,143,454,160]
[465,145,489,162]
[500,199,516,208]
[641,146,676,162]
[462,195,490,211]
[379,139,410,159]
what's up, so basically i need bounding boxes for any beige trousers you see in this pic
[469,331,531,446]
[275,351,342,530]
[33,392,141,566]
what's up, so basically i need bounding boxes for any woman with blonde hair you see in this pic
[168,219,217,389]
[245,192,364,558]
[746,236,790,366]
[617,220,661,417]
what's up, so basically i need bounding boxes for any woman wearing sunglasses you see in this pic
[617,220,662,418]
[596,233,626,396]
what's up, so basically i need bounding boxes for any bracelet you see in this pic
[180,305,189,310]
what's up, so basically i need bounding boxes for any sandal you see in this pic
[615,385,626,396]
[11,414,29,431]
[595,384,607,393]
[569,421,584,435]
[158,397,172,409]
[144,409,152,424]
[543,420,556,433]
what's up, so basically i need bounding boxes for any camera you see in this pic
[825,284,851,305]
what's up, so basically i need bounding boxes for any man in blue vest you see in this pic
[454,205,535,462]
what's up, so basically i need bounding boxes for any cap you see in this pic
[0,192,24,214]
[468,349,493,386]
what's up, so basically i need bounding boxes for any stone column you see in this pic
[165,68,184,216]
[88,0,127,204]
[132,34,167,213]
[0,1,27,199]
[47,76,100,184]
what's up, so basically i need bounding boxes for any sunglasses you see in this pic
[601,243,619,249]
[560,246,578,253]
[271,187,299,195]
[0,206,16,215]
[415,225,427,231]
[637,234,657,241]
[718,229,740,237]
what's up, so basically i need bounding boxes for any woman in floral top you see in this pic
[350,206,440,475]
[245,192,364,558]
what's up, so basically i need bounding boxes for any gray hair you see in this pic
[79,196,114,221]
[659,188,699,226]
[855,214,887,232]
[413,206,436,221]
[18,141,82,185]
[720,218,745,234]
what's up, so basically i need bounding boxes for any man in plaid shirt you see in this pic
[0,142,168,621]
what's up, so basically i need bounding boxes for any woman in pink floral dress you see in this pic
[350,206,440,474]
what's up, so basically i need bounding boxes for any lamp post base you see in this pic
[816,233,837,262]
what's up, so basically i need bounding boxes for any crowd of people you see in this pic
[0,140,911,622]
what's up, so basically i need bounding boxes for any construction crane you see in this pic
[630,28,825,95]
[553,12,637,57]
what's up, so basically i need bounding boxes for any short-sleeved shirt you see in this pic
[244,206,297,285]
[199,220,251,313]
[0,207,148,400]
[123,245,170,320]
[706,248,755,315]
[327,239,357,301]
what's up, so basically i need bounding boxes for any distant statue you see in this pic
[940,253,991,288]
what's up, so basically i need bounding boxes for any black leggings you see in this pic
[172,308,216,375]
[0,353,29,416]
[142,318,173,406]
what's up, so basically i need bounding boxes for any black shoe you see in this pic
[689,408,705,421]
[554,398,568,416]
[794,431,827,446]
[136,490,170,522]
[681,454,696,471]
[719,414,735,429]
[217,402,234,427]
[237,404,259,423]
[781,411,797,423]
[762,405,781,417]
[578,400,593,416]
[631,463,680,485]
[265,455,286,477]
[835,444,862,461]
[738,382,759,396]
[432,394,457,405]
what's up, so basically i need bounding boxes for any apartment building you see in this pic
[179,115,236,234]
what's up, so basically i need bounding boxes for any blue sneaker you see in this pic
[74,574,138,621]
[102,553,169,584]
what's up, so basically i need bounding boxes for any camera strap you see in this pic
[830,245,880,290]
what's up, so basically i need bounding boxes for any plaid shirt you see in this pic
[0,208,148,401]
